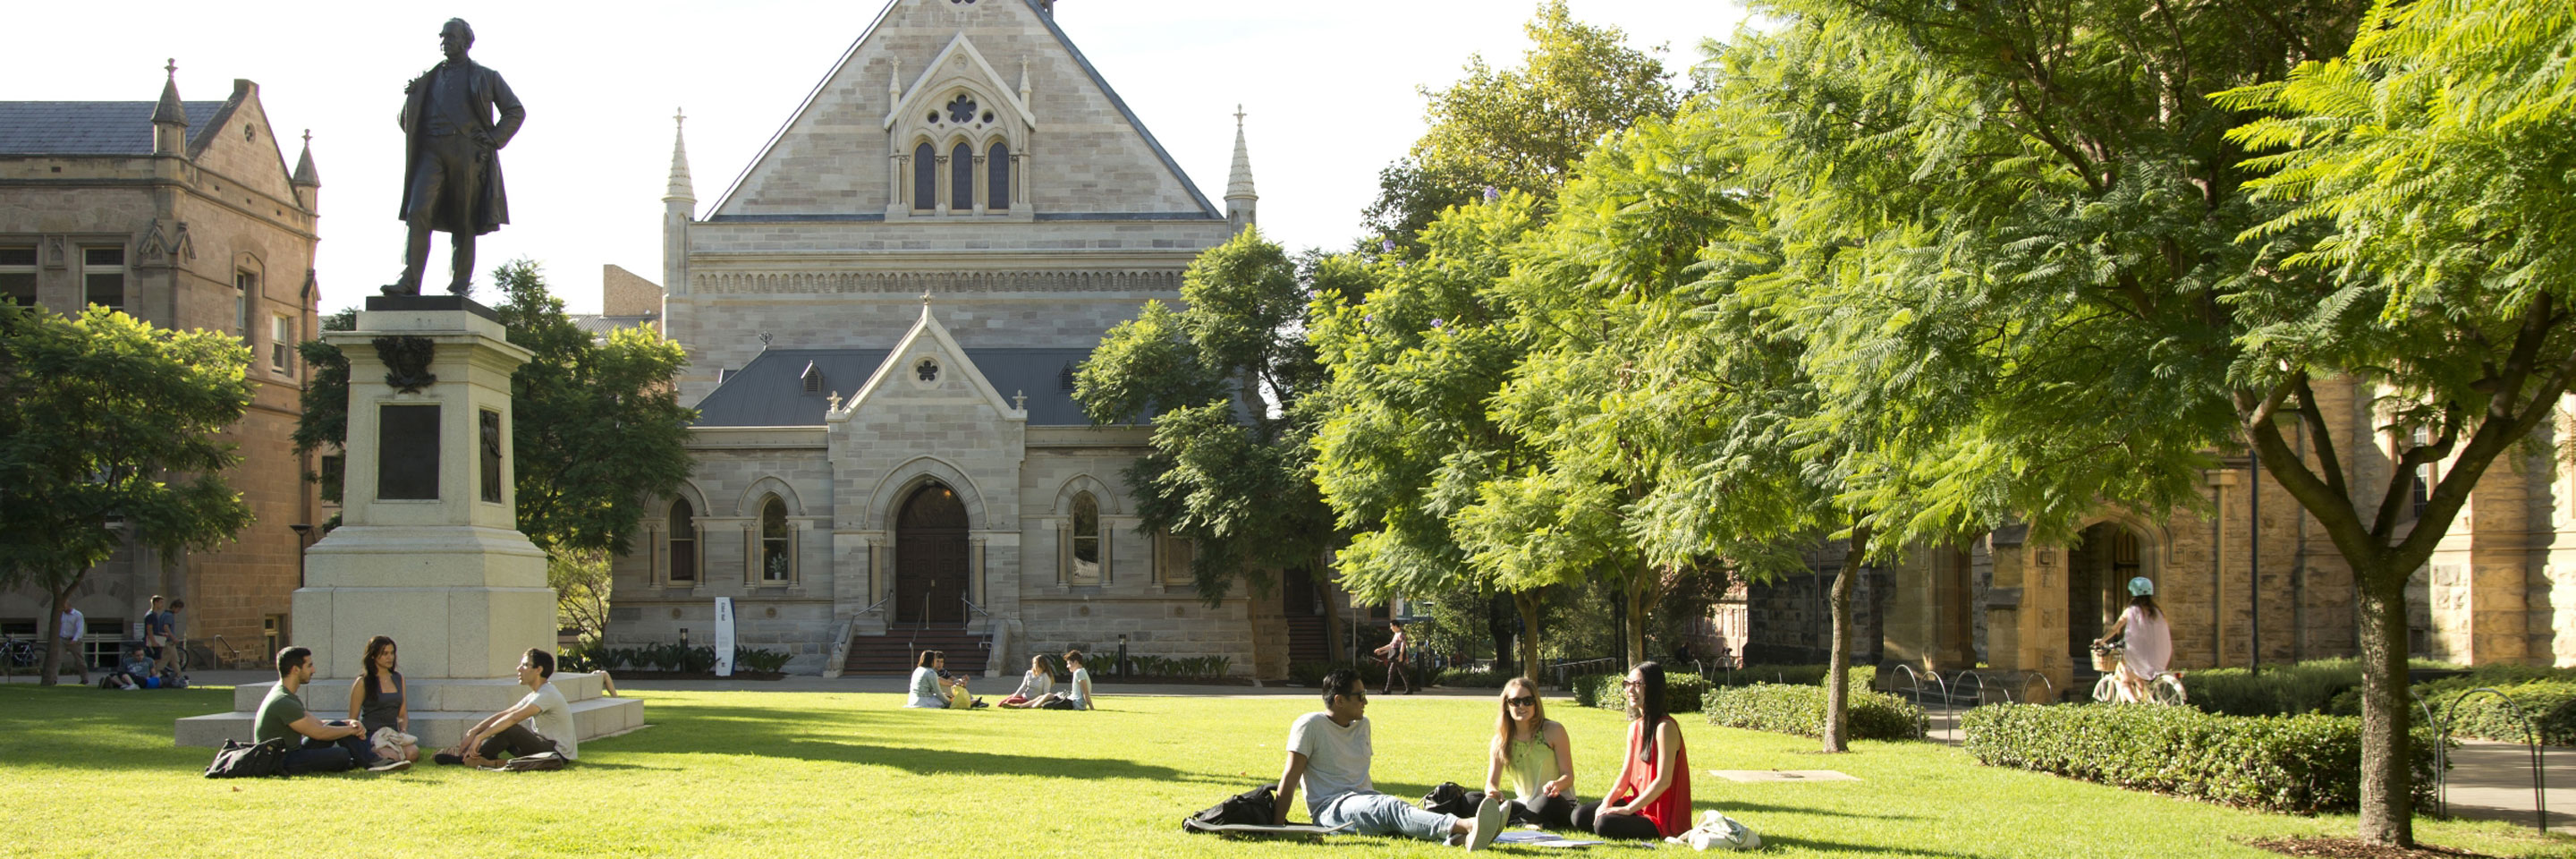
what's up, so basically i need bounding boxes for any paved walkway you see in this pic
[2438,739,2572,834]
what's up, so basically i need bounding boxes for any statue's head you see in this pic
[440,19,475,61]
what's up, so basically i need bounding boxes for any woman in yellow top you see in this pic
[1460,676,1578,829]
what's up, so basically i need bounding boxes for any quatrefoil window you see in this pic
[945,94,979,124]
[915,357,941,383]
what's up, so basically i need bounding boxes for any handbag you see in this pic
[1668,810,1760,851]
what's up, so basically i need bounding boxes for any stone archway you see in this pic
[2066,522,2145,667]
[894,482,969,625]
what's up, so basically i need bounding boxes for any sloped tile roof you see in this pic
[0,101,223,155]
[692,346,1101,428]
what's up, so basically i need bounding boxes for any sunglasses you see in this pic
[1622,679,1643,687]
[1506,696,1538,707]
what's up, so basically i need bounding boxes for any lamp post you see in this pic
[288,523,313,589]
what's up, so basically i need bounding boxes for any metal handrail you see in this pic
[858,595,891,615]
[2434,687,2551,833]
[963,597,991,619]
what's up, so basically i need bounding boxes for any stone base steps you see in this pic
[174,672,641,749]
[1286,614,1331,664]
[845,626,988,676]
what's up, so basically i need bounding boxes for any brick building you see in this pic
[0,64,322,669]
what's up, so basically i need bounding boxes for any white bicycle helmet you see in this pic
[2128,576,2155,597]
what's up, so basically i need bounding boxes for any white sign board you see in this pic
[713,597,735,677]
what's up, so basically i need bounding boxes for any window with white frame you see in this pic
[665,498,699,583]
[1063,491,1102,584]
[0,247,34,306]
[82,247,123,313]
[269,315,295,375]
[758,496,793,583]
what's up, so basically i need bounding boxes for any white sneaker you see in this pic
[1463,794,1504,851]
[367,759,411,773]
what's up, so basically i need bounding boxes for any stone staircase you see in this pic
[174,672,641,749]
[843,625,989,676]
[1287,614,1331,664]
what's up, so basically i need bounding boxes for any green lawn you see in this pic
[0,685,2567,858]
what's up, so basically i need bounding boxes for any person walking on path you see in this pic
[1573,661,1690,840]
[54,604,88,685]
[1375,620,1415,695]
[1271,668,1505,848]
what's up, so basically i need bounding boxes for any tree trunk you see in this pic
[1515,590,1543,683]
[1624,573,1650,668]
[1824,523,1868,753]
[2353,564,2415,846]
[38,584,72,687]
[1487,591,1517,678]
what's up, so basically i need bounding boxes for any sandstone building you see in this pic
[605,0,1345,677]
[0,64,324,668]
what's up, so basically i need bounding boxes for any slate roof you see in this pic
[0,101,224,155]
[692,346,1101,428]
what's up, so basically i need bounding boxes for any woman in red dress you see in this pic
[1575,660,1690,839]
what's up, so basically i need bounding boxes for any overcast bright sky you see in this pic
[7,0,1754,315]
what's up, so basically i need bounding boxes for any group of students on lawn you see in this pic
[1275,662,1690,850]
[907,649,1093,710]
[251,636,579,775]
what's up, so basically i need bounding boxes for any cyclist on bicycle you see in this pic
[2091,576,2170,703]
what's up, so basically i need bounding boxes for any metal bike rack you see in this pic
[1952,670,1991,708]
[1887,664,1950,741]
[2432,687,2551,833]
[2021,670,2055,704]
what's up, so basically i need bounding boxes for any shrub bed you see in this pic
[1702,683,1923,740]
[1710,663,1876,691]
[2432,680,2576,746]
[1286,660,1362,688]
[1435,668,1513,688]
[1572,672,1712,712]
[1961,702,2439,815]
[2183,659,2364,717]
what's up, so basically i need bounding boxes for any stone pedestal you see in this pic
[178,297,643,746]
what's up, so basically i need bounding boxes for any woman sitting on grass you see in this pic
[347,635,419,761]
[906,651,976,709]
[1000,654,1054,708]
[1027,650,1092,710]
[1574,661,1690,840]
[1460,676,1577,829]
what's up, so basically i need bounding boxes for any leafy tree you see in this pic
[0,305,256,685]
[549,549,613,645]
[295,259,696,558]
[1311,193,1562,677]
[2216,0,2576,843]
[1074,230,1364,602]
[1362,0,1682,245]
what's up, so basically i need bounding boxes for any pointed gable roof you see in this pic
[842,299,1027,421]
[711,0,1217,219]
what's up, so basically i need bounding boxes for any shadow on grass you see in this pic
[1706,800,1923,821]
[767,736,1233,785]
[1759,834,1993,858]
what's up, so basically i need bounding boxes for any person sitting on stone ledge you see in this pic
[1026,650,1093,711]
[255,646,409,774]
[435,648,579,766]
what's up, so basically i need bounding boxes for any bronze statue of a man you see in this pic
[386,18,524,296]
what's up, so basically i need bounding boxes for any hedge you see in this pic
[1572,672,1712,713]
[2430,681,2576,747]
[1702,683,1924,740]
[1962,703,2440,815]
[2183,659,2365,717]
[1286,660,1363,688]
[1435,668,1513,688]
[1709,663,1876,691]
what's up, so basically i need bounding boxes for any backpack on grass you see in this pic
[479,752,568,772]
[1183,784,1278,832]
[203,738,295,778]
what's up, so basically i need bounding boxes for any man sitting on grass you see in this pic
[1273,668,1504,849]
[436,648,578,766]
[255,646,408,774]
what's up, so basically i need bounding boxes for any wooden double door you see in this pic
[894,482,970,625]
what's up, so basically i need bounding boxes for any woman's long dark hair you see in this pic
[1630,661,1668,763]
[2131,594,2163,621]
[361,636,398,702]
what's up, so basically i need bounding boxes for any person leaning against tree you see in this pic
[1573,661,1690,840]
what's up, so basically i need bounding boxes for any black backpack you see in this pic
[1420,781,1476,817]
[1183,784,1279,832]
[203,738,294,778]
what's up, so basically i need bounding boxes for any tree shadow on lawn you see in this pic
[1757,834,1995,858]
[769,736,1236,786]
[1701,800,1922,821]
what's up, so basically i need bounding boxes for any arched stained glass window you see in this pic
[912,142,936,210]
[1069,491,1100,582]
[760,496,792,582]
[950,141,975,211]
[666,498,697,583]
[987,140,1011,211]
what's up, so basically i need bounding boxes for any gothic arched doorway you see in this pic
[895,482,969,625]
[2066,522,2146,663]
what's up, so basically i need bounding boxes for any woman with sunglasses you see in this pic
[1462,676,1578,829]
[1574,661,1691,840]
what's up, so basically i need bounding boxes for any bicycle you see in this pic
[2089,644,2186,705]
[0,637,39,678]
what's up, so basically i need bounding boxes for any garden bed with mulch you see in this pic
[2246,837,2492,859]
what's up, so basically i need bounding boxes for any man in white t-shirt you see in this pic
[55,605,89,685]
[436,648,578,766]
[1272,668,1503,848]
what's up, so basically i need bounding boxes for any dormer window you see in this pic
[801,361,825,394]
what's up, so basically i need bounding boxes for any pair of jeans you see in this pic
[473,723,560,761]
[281,735,380,775]
[1316,792,1455,841]
[1572,800,1665,840]
[1462,790,1577,829]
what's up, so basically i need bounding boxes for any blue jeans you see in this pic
[1316,792,1457,841]
[281,736,379,775]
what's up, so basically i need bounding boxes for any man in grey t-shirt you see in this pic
[1272,668,1503,848]
[436,648,577,765]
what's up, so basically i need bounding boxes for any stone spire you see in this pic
[1224,105,1258,234]
[292,130,321,187]
[152,59,189,157]
[663,109,694,297]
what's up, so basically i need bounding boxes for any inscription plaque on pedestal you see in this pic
[378,404,441,500]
